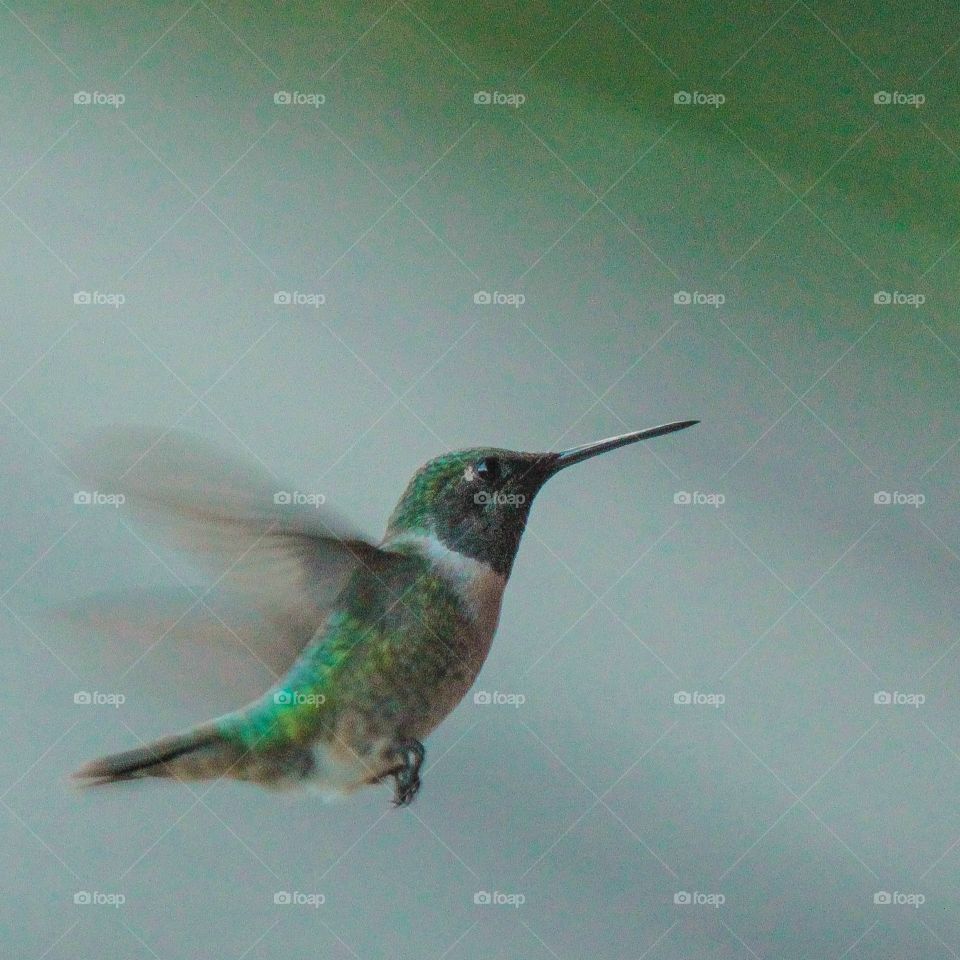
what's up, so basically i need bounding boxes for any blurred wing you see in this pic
[46,587,292,703]
[69,428,386,666]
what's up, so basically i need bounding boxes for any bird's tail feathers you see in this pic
[72,724,241,785]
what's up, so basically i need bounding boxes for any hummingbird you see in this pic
[73,420,698,805]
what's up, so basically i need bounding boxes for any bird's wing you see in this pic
[66,428,388,678]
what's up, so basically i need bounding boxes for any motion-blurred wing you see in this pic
[69,428,385,667]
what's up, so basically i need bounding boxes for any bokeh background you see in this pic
[1,2,958,957]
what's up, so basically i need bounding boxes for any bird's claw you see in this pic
[391,740,424,807]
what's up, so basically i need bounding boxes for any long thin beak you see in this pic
[546,420,699,476]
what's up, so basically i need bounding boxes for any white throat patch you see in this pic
[386,531,507,625]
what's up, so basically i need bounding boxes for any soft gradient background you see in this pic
[1,2,958,958]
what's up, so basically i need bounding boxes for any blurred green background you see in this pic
[1,2,958,958]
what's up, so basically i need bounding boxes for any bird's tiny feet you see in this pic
[391,739,425,807]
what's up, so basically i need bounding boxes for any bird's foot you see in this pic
[391,739,425,807]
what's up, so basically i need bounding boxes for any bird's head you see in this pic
[385,421,698,576]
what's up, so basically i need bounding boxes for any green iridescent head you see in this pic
[385,421,699,576]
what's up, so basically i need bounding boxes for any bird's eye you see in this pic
[474,457,501,482]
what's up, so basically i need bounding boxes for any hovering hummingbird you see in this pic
[73,420,698,805]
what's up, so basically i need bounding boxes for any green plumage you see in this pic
[216,549,475,755]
